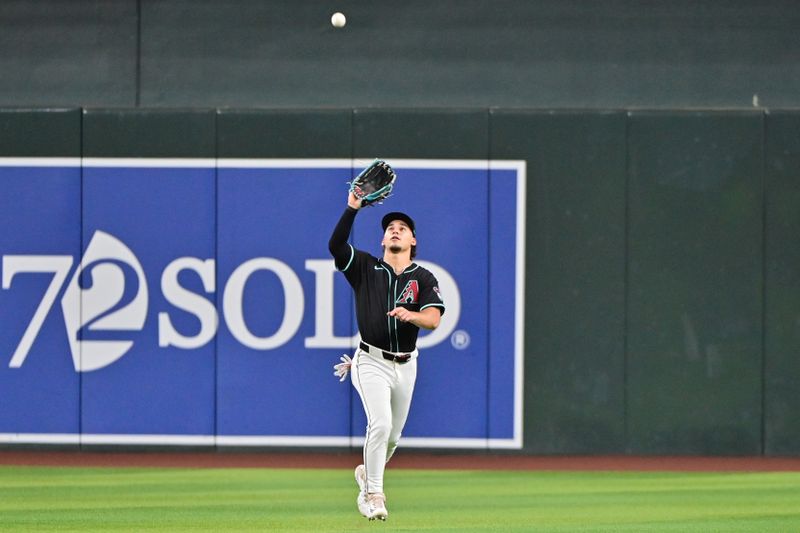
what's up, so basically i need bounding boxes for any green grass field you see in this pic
[1,466,799,532]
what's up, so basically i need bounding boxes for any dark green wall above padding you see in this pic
[2,1,800,108]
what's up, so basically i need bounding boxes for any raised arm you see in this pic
[328,192,362,269]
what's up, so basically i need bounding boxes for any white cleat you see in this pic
[366,492,388,521]
[355,465,369,517]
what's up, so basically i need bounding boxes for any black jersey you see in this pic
[329,207,445,353]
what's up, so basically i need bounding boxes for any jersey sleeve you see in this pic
[418,270,446,316]
[328,207,358,271]
[341,249,372,288]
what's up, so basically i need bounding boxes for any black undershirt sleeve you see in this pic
[328,207,358,269]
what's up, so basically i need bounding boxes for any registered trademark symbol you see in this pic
[450,330,470,350]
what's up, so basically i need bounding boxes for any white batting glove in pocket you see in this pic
[333,354,352,382]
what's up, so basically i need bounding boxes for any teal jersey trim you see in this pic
[392,277,400,351]
[341,244,355,272]
[377,263,395,351]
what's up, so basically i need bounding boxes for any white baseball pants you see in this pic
[351,345,418,495]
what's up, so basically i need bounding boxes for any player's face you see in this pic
[382,220,416,254]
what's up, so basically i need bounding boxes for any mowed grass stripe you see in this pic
[1,467,798,532]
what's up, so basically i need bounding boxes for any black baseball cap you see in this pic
[381,212,416,236]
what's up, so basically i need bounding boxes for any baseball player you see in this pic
[329,191,445,521]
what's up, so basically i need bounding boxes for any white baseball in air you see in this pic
[331,12,346,28]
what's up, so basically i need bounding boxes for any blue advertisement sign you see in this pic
[79,161,217,441]
[0,158,524,449]
[215,163,354,442]
[0,161,81,440]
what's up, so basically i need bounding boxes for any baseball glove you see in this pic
[349,159,396,207]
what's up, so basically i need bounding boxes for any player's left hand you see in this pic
[333,354,352,382]
[388,307,414,323]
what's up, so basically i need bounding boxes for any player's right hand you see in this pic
[333,354,353,381]
[347,191,362,210]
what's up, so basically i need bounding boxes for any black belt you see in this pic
[360,341,412,364]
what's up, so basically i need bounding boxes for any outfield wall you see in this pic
[0,108,798,456]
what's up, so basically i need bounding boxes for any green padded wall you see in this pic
[626,111,763,454]
[4,106,800,455]
[0,109,81,156]
[78,109,218,442]
[353,109,488,159]
[491,110,627,453]
[216,109,352,158]
[0,109,82,441]
[764,111,800,456]
[215,109,355,444]
[82,109,216,158]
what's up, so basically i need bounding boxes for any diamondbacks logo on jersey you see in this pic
[396,280,419,304]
